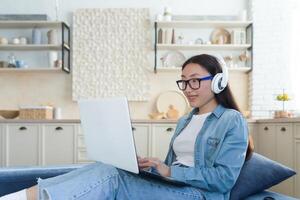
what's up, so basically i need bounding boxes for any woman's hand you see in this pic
[138,156,171,177]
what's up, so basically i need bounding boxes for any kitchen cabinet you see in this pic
[154,20,253,73]
[294,139,300,198]
[0,21,71,73]
[41,124,75,165]
[0,119,298,198]
[151,124,176,160]
[257,123,295,196]
[5,124,40,166]
[248,122,258,152]
[0,122,77,167]
[132,124,151,158]
[76,123,152,163]
[75,125,92,163]
[294,123,300,198]
[258,124,276,160]
[0,125,3,166]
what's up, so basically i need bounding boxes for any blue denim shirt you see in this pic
[164,105,248,200]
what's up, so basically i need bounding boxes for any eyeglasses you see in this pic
[176,75,213,91]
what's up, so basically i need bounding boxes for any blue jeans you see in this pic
[37,162,205,200]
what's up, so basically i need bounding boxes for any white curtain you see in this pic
[288,0,300,112]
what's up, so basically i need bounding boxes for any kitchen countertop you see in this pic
[1,118,299,123]
[0,119,178,124]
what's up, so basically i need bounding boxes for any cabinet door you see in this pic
[151,124,176,161]
[0,124,3,167]
[294,139,300,198]
[6,124,39,166]
[258,123,276,159]
[295,123,300,139]
[271,124,294,196]
[248,122,258,152]
[42,124,75,165]
[132,123,151,158]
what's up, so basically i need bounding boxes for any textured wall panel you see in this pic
[72,8,151,101]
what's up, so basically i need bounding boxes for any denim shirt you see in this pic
[164,105,248,200]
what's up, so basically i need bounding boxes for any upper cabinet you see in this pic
[0,21,71,73]
[154,20,253,73]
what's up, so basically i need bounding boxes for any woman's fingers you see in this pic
[138,159,160,168]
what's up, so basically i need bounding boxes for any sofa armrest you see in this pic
[0,165,84,197]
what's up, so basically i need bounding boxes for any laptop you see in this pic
[78,97,187,186]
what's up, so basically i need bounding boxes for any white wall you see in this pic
[0,0,249,119]
[249,0,299,118]
[0,0,246,23]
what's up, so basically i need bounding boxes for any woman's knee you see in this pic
[88,162,119,177]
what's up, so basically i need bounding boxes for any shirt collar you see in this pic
[189,104,226,119]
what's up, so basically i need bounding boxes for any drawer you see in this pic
[77,135,86,148]
[294,123,300,139]
[77,148,93,163]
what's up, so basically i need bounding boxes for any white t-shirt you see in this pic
[172,112,211,167]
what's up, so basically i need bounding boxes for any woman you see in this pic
[1,54,253,200]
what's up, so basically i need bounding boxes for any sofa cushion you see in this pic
[230,153,296,200]
[245,190,299,200]
[0,165,83,196]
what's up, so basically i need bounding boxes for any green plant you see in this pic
[276,89,291,111]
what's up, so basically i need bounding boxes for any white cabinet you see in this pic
[0,125,3,166]
[257,123,294,196]
[294,123,300,198]
[0,123,77,167]
[132,124,151,158]
[151,124,176,161]
[5,124,40,166]
[248,122,258,152]
[258,124,276,160]
[41,124,75,165]
[294,139,300,198]
[76,123,152,162]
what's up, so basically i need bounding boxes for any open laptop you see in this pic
[78,97,187,186]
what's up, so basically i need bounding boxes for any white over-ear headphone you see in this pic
[211,55,229,94]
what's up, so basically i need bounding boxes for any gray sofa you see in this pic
[0,165,298,200]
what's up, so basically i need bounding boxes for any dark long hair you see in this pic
[182,54,254,160]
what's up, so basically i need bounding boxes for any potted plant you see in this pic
[274,89,291,118]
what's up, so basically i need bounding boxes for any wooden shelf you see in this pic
[156,44,251,51]
[0,44,61,51]
[0,21,64,28]
[156,20,253,28]
[156,67,251,73]
[0,68,62,72]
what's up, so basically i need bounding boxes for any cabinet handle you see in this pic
[132,127,136,131]
[166,127,174,132]
[264,126,269,131]
[55,127,63,131]
[19,126,27,131]
[280,127,286,132]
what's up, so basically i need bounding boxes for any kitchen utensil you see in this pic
[0,110,20,119]
[0,37,8,45]
[12,37,20,45]
[210,28,231,44]
[156,90,189,117]
[47,29,58,44]
[19,37,28,45]
[32,28,42,44]
[161,51,186,68]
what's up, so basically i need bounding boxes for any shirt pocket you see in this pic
[207,137,220,147]
[205,137,221,158]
